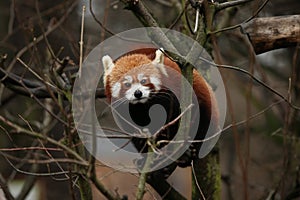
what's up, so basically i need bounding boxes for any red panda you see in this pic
[102,48,219,170]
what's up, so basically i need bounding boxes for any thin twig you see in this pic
[17,57,57,90]
[79,5,86,78]
[4,0,78,75]
[0,65,106,98]
[87,87,119,200]
[191,160,206,200]
[89,0,115,36]
[193,8,200,33]
[3,156,71,176]
[152,104,194,139]
[89,167,119,200]
[8,0,15,35]
[210,0,270,34]
[35,0,60,64]
[215,0,253,11]
[89,0,146,43]
[146,176,186,200]
[0,115,87,164]
[168,1,188,29]
[0,146,61,152]
[157,99,284,145]
[19,80,68,126]
[199,56,300,111]
[154,0,173,7]
[1,152,87,166]
[16,163,38,200]
[100,0,111,42]
[1,1,75,43]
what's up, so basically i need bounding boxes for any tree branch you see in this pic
[241,15,300,54]
[0,174,14,200]
[119,0,179,53]
[89,166,121,200]
[5,0,78,73]
[89,0,115,36]
[0,115,87,165]
[0,66,105,99]
[121,0,160,27]
[215,0,253,11]
[146,177,186,200]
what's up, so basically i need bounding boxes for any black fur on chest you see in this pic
[111,89,181,152]
[128,89,181,152]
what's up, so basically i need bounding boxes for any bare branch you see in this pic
[210,0,270,34]
[191,160,206,200]
[157,99,284,146]
[16,163,38,200]
[3,156,71,177]
[89,0,115,36]
[120,0,160,27]
[17,58,57,90]
[198,57,300,111]
[242,15,300,54]
[146,177,186,200]
[0,115,87,165]
[0,65,105,99]
[152,104,194,139]
[79,5,86,78]
[215,0,253,11]
[89,167,121,200]
[119,0,179,53]
[5,1,78,74]
[136,146,153,200]
[1,152,87,166]
[7,0,15,35]
[0,174,14,200]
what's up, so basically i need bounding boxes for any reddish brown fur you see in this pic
[105,49,219,132]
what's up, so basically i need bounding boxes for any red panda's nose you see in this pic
[134,90,143,99]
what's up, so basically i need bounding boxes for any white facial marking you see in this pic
[125,83,150,101]
[123,75,133,87]
[150,76,161,90]
[124,75,133,83]
[111,82,121,98]
[137,73,144,81]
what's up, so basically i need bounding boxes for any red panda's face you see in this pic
[111,64,162,103]
[102,50,168,104]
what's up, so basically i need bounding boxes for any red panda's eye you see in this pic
[124,82,131,87]
[140,79,147,85]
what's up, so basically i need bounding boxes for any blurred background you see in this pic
[0,0,299,199]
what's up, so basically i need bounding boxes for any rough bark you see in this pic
[241,15,300,54]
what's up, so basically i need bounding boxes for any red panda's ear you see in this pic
[102,55,114,73]
[102,55,114,86]
[152,49,164,65]
[152,49,168,77]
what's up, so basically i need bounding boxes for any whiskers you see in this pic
[150,89,178,102]
[97,96,128,119]
[111,96,128,108]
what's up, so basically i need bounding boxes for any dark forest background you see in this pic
[0,0,300,199]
